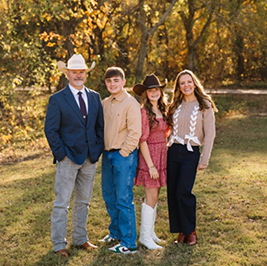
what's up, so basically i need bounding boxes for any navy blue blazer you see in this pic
[44,85,104,165]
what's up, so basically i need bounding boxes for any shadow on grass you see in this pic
[2,107,267,265]
[33,251,70,266]
[84,242,194,266]
[32,247,102,266]
[1,170,55,226]
[158,243,195,266]
[0,169,56,265]
[1,150,51,165]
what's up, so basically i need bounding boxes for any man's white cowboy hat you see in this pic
[57,54,95,74]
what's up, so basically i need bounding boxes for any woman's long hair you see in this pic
[168,69,218,126]
[141,88,168,131]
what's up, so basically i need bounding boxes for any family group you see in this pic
[44,54,217,257]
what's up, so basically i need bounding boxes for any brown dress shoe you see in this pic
[186,230,197,246]
[81,241,98,250]
[55,249,69,258]
[173,232,187,244]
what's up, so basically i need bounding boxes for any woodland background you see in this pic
[1,2,267,265]
[0,0,267,149]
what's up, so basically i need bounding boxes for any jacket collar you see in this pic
[63,85,90,125]
[108,89,127,103]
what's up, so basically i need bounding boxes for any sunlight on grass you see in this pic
[1,95,267,265]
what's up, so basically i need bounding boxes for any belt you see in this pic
[107,149,120,153]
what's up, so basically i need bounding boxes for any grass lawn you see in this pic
[0,94,267,265]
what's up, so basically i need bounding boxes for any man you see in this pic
[100,66,141,254]
[44,54,104,258]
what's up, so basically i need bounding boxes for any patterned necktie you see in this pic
[78,91,87,124]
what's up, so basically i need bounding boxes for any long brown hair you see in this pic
[141,88,168,131]
[168,69,217,126]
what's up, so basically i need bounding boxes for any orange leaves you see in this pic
[39,31,61,42]
[47,42,56,47]
[39,32,64,49]
[1,134,13,145]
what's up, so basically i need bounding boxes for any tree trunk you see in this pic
[135,39,148,83]
[180,0,214,73]
[135,0,178,82]
[186,26,195,71]
[234,28,245,82]
[188,46,195,71]
[135,0,147,83]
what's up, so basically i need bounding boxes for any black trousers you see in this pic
[167,143,200,235]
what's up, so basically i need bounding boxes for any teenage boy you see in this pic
[100,66,141,254]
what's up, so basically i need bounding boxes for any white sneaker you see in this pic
[99,234,115,242]
[108,243,137,254]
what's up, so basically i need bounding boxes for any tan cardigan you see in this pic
[102,89,141,157]
[168,100,216,165]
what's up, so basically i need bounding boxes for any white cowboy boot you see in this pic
[151,203,165,243]
[139,203,162,249]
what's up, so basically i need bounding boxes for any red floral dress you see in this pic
[135,108,168,188]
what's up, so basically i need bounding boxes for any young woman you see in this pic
[133,74,169,250]
[167,69,217,246]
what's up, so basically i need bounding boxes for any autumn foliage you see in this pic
[0,0,267,149]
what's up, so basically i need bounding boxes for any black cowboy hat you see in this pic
[133,74,167,96]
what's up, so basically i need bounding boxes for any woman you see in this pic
[167,69,217,246]
[133,74,169,250]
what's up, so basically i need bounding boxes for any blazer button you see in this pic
[85,140,88,143]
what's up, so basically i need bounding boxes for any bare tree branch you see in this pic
[194,4,214,46]
[148,0,178,36]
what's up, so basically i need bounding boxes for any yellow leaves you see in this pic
[42,14,51,22]
[39,32,62,46]
[59,13,70,20]
[8,114,16,127]
[47,42,56,47]
[85,10,92,18]
[1,134,12,144]
[55,49,68,59]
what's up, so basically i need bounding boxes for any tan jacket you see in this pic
[102,89,141,157]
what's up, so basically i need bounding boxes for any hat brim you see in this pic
[133,82,167,96]
[57,61,95,74]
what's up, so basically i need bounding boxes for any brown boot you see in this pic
[80,241,98,250]
[186,230,197,246]
[173,232,187,244]
[55,249,69,258]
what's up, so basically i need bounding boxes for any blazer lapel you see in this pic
[63,86,85,124]
[85,87,91,126]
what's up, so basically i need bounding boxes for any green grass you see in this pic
[1,94,267,265]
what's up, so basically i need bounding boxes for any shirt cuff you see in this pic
[119,149,130,157]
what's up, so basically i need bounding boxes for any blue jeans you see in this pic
[101,149,138,249]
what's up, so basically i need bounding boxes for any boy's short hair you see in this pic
[104,66,125,80]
